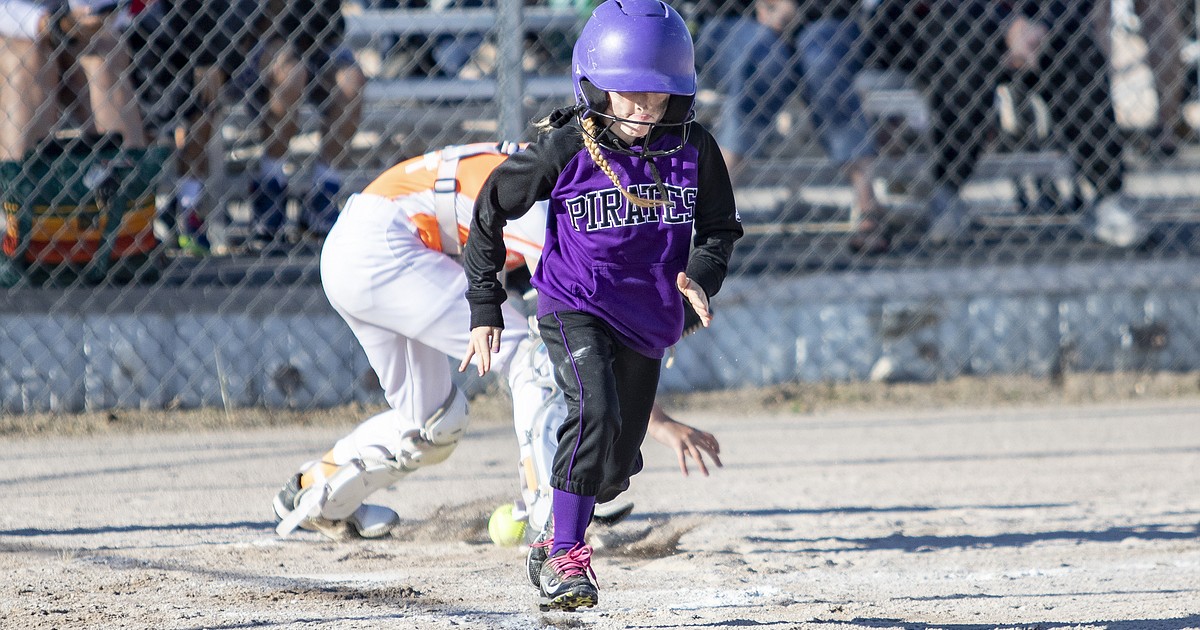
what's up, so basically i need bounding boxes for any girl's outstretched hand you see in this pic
[676,272,711,328]
[460,326,503,376]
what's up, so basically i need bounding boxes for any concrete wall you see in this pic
[3,260,1198,413]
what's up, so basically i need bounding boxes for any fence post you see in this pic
[496,0,525,140]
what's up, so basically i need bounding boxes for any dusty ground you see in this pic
[2,373,1199,629]
[5,371,1199,438]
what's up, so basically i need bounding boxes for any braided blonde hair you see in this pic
[580,117,667,209]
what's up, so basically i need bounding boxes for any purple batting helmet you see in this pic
[571,0,697,156]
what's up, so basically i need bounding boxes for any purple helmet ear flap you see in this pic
[578,80,609,112]
[661,95,695,125]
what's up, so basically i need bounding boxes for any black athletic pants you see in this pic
[538,310,660,501]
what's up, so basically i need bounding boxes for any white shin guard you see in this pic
[515,393,565,534]
[276,387,470,537]
[418,385,470,446]
[276,457,410,537]
[319,458,410,521]
[508,334,565,534]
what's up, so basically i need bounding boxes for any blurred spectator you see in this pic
[128,0,260,256]
[0,0,146,161]
[248,0,367,255]
[1135,0,1188,154]
[865,0,1128,245]
[692,0,887,252]
[1096,0,1189,158]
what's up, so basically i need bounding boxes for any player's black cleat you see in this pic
[527,528,552,587]
[591,500,634,526]
[271,471,304,523]
[537,544,598,612]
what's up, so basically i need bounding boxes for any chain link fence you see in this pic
[1,0,1198,412]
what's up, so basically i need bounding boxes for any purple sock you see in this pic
[551,488,596,556]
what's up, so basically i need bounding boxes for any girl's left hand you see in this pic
[676,272,711,328]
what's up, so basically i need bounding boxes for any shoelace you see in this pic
[530,536,555,552]
[548,543,597,583]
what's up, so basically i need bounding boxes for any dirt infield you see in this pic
[2,377,1199,629]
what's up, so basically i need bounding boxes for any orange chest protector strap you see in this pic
[432,141,522,255]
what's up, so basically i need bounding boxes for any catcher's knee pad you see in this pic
[358,384,467,478]
[508,334,557,394]
[420,384,469,446]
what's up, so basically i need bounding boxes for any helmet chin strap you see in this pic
[645,159,671,204]
[578,110,674,202]
[577,108,692,159]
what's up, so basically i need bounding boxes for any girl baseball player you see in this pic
[461,0,742,611]
[271,142,722,542]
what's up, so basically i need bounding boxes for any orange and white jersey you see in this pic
[361,142,546,270]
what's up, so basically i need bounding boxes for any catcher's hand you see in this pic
[646,403,722,477]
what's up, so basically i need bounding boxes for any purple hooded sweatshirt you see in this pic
[464,114,741,358]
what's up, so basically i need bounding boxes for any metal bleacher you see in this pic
[184,4,1200,286]
[199,6,576,250]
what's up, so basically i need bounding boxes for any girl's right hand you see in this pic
[676,272,712,328]
[460,326,503,376]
